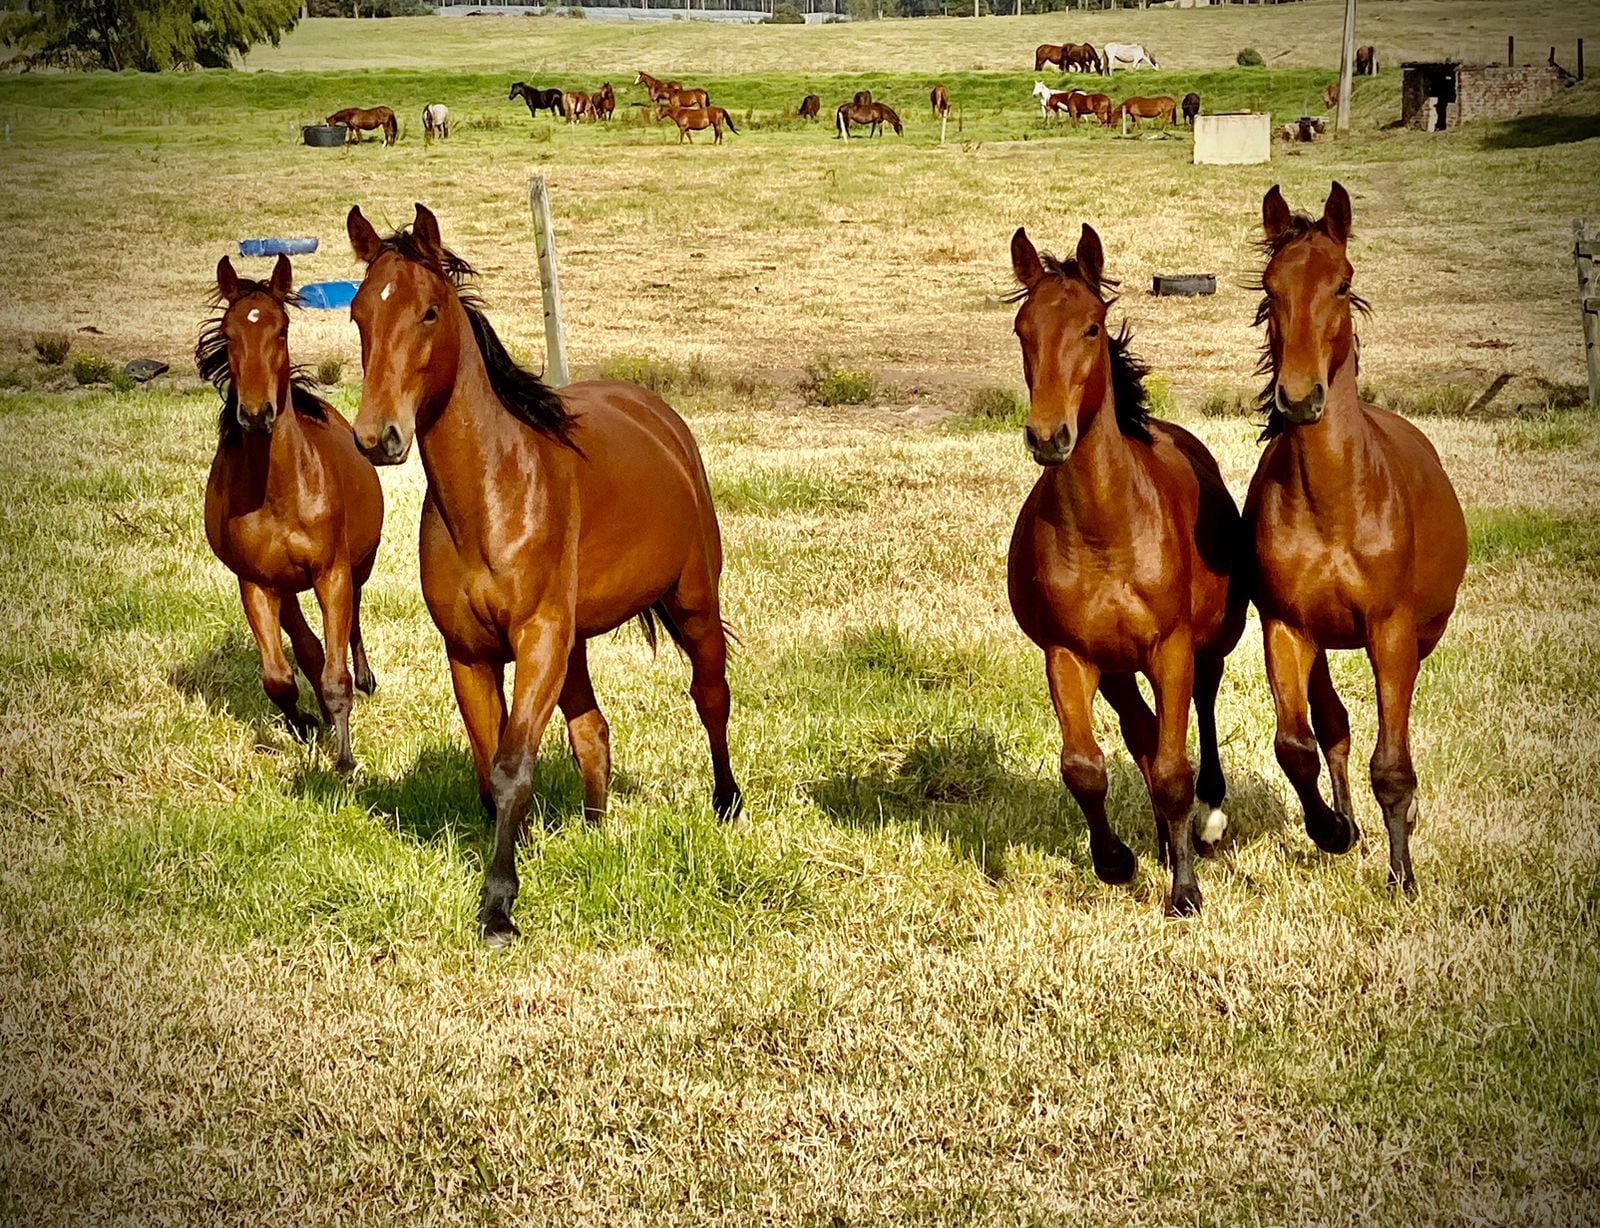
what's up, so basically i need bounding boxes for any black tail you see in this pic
[723,110,738,135]
[635,602,739,657]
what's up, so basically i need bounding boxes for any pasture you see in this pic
[2,1,1599,1222]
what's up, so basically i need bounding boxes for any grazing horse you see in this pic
[1033,82,1074,119]
[200,255,384,775]
[1035,44,1068,72]
[593,83,616,120]
[1102,42,1159,71]
[1007,225,1245,916]
[930,83,949,118]
[1113,95,1178,127]
[1064,42,1102,73]
[326,106,398,145]
[836,101,902,138]
[345,203,743,946]
[1181,92,1201,125]
[658,104,738,143]
[564,91,594,123]
[1244,183,1465,894]
[799,93,821,121]
[635,70,683,103]
[1355,44,1378,75]
[421,103,450,143]
[509,82,565,119]
[1323,81,1341,110]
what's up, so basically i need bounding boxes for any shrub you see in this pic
[70,352,118,386]
[764,2,804,21]
[109,369,136,394]
[955,385,1028,431]
[1144,372,1176,418]
[33,332,71,366]
[1237,48,1265,67]
[1198,387,1253,419]
[315,356,344,386]
[801,356,878,406]
[0,368,25,390]
[599,352,715,396]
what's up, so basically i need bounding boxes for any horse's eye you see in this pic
[1085,323,1101,339]
[422,305,439,324]
[1337,280,1351,296]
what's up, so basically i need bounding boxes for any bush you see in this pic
[70,352,118,386]
[599,353,715,396]
[109,369,136,394]
[33,332,71,366]
[953,385,1028,431]
[764,2,804,21]
[1237,47,1265,68]
[1198,387,1253,419]
[801,356,879,406]
[315,356,344,386]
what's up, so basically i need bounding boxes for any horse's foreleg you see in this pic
[558,639,610,824]
[1265,619,1357,855]
[1147,633,1200,915]
[1367,615,1422,894]
[1308,650,1353,824]
[278,592,329,723]
[480,615,572,947]
[450,656,506,820]
[1191,650,1229,853]
[239,580,313,741]
[1046,647,1133,886]
[310,561,356,776]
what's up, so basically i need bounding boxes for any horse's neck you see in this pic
[1281,354,1370,519]
[229,404,312,511]
[1049,373,1142,530]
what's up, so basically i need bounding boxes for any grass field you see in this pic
[3,2,1600,1224]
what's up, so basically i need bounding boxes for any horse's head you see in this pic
[1010,224,1112,466]
[346,202,467,465]
[213,254,294,435]
[887,109,903,134]
[1032,81,1051,100]
[508,82,522,101]
[1258,182,1359,426]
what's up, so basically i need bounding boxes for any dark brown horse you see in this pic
[799,93,821,120]
[1007,225,1245,916]
[930,83,949,118]
[1355,44,1378,75]
[1181,92,1201,125]
[345,203,741,945]
[853,89,873,106]
[1064,42,1101,72]
[326,106,398,145]
[593,82,616,120]
[658,103,738,143]
[635,70,683,103]
[200,255,384,775]
[836,100,902,138]
[1112,95,1177,127]
[509,82,565,119]
[1244,183,1466,893]
[1035,43,1067,71]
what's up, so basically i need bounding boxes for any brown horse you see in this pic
[593,82,615,120]
[1007,225,1245,916]
[1112,95,1177,127]
[635,70,683,103]
[345,203,742,946]
[200,255,384,775]
[1244,183,1466,894]
[930,83,949,118]
[1323,81,1340,110]
[662,85,711,109]
[326,106,398,145]
[1051,90,1110,126]
[658,103,738,143]
[799,93,821,120]
[1355,44,1378,75]
[1181,92,1201,125]
[853,89,873,106]
[836,101,902,138]
[563,91,594,122]
[1064,42,1102,73]
[1034,43,1067,72]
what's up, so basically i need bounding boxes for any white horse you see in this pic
[1102,42,1159,72]
[421,103,450,143]
[1032,80,1057,118]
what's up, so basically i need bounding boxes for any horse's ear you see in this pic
[216,255,240,304]
[1076,224,1105,295]
[1011,227,1045,290]
[1262,185,1293,245]
[1322,181,1352,246]
[412,202,443,262]
[347,205,382,265]
[269,253,293,301]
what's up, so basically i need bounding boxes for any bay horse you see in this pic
[930,83,949,119]
[509,82,565,119]
[836,100,901,138]
[1244,183,1465,894]
[1075,92,1113,125]
[635,71,685,103]
[345,203,742,946]
[200,255,384,775]
[593,83,615,120]
[1113,96,1177,127]
[1034,44,1068,72]
[326,106,397,145]
[663,85,711,109]
[564,90,594,123]
[421,103,449,143]
[658,103,738,143]
[1064,42,1101,73]
[1008,225,1245,916]
[1181,92,1201,125]
[799,93,821,121]
[1355,44,1378,75]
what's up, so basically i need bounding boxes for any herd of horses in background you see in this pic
[203,176,1461,939]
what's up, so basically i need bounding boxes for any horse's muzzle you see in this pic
[237,402,277,434]
[357,421,411,466]
[1025,423,1074,467]
[1275,382,1326,425]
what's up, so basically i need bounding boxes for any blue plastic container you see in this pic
[298,280,360,310]
[238,237,319,258]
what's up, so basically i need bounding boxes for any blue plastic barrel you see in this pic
[239,237,320,258]
[298,280,360,310]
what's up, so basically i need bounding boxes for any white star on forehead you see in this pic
[380,282,393,302]
[246,308,260,323]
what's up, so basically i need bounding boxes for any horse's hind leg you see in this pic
[558,639,610,825]
[660,569,742,822]
[1308,650,1353,826]
[1191,650,1229,853]
[240,580,314,741]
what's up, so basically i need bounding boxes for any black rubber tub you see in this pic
[1151,273,1217,297]
[302,124,347,148]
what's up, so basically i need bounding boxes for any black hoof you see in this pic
[714,785,744,823]
[1168,882,1203,917]
[355,671,377,697]
[1091,838,1137,886]
[1387,868,1418,896]
[288,713,318,742]
[479,907,520,948]
[334,753,356,778]
[1308,807,1359,855]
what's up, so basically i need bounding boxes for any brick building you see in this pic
[1401,61,1567,131]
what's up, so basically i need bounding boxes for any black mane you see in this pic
[1251,212,1370,441]
[375,226,576,449]
[1009,252,1153,444]
[196,279,325,446]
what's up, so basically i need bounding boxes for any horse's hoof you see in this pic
[1168,882,1203,917]
[355,672,377,697]
[335,755,356,778]
[1091,838,1137,886]
[480,911,520,949]
[1308,808,1359,855]
[714,786,744,823]
[1387,868,1418,897]
[1194,806,1228,855]
[289,715,317,743]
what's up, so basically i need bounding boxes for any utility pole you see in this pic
[1336,0,1355,132]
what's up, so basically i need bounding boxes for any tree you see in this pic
[0,0,303,71]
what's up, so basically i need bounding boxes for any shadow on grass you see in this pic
[1478,112,1600,149]
[809,728,1293,882]
[169,630,270,723]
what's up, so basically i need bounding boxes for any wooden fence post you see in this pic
[1575,219,1599,408]
[528,175,570,388]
